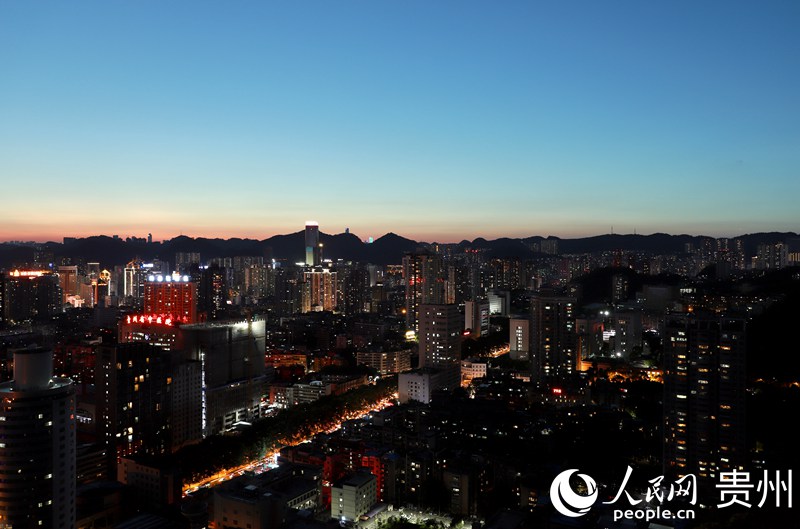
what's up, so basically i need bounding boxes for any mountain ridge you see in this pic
[0,231,797,268]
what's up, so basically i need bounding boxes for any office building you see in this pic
[144,272,198,323]
[0,347,76,529]
[305,221,321,266]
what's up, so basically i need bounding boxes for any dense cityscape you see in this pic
[1,226,799,528]
[3,2,799,528]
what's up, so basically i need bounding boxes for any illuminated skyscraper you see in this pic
[123,259,147,301]
[181,318,267,436]
[199,264,227,320]
[530,292,576,383]
[663,312,746,487]
[0,347,76,529]
[302,267,338,312]
[2,269,62,324]
[95,343,178,469]
[509,317,530,361]
[418,303,462,372]
[58,265,79,303]
[305,221,320,266]
[418,303,461,370]
[402,250,445,332]
[144,273,198,323]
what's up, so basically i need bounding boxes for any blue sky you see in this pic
[1,1,798,242]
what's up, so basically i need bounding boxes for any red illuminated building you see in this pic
[144,273,198,324]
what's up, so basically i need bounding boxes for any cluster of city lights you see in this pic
[8,269,48,277]
[182,396,396,496]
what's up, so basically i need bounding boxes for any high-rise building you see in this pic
[199,264,227,320]
[464,300,490,337]
[402,250,445,332]
[244,263,273,300]
[663,312,747,489]
[305,221,320,266]
[540,238,559,255]
[2,269,62,324]
[612,274,630,303]
[144,272,198,323]
[530,292,576,383]
[0,347,76,529]
[487,289,510,316]
[339,262,372,315]
[58,265,79,304]
[0,272,5,327]
[509,318,530,361]
[95,343,174,464]
[302,268,337,312]
[418,304,462,389]
[180,318,268,436]
[123,259,147,302]
[119,312,183,351]
[755,242,787,270]
[175,252,201,274]
[610,310,642,359]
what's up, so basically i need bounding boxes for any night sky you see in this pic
[1,1,798,242]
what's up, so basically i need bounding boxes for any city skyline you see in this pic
[2,2,799,242]
[2,225,799,247]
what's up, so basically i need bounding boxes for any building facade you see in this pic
[530,292,576,383]
[0,347,76,529]
[663,312,747,488]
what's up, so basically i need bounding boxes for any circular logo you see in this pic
[550,469,599,517]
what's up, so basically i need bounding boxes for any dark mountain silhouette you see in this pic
[367,233,420,264]
[0,231,797,269]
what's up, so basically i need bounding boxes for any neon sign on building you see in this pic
[125,314,190,326]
